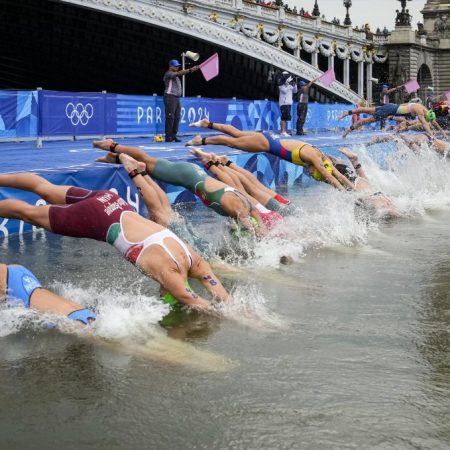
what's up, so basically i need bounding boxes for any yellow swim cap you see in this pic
[311,160,333,182]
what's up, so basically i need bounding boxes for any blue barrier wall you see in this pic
[0,90,353,141]
[0,91,39,139]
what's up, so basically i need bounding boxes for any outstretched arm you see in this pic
[310,155,345,190]
[159,269,213,311]
[306,76,321,90]
[417,114,433,136]
[171,66,200,77]
[189,256,230,303]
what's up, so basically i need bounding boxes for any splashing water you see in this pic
[356,140,450,214]
[215,283,289,332]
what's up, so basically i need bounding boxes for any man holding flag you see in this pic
[163,59,200,142]
[296,76,321,135]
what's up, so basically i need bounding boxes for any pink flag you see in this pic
[200,53,219,81]
[404,79,420,94]
[445,90,450,100]
[320,69,336,87]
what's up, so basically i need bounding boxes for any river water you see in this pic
[1,140,450,449]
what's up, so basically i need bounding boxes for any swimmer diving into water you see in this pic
[186,119,353,191]
[0,263,96,325]
[0,171,229,311]
[93,138,268,237]
[338,103,443,138]
[334,148,400,219]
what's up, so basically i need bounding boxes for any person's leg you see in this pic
[343,117,375,137]
[186,133,270,152]
[190,119,260,138]
[93,139,158,171]
[164,95,176,142]
[231,172,273,205]
[228,164,276,197]
[339,106,376,120]
[173,98,181,140]
[190,149,246,192]
[120,155,172,226]
[212,165,246,191]
[296,103,307,134]
[0,199,51,229]
[0,173,70,204]
[30,288,93,319]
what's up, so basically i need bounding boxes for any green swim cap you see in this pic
[162,281,193,305]
[230,217,259,240]
[425,109,436,122]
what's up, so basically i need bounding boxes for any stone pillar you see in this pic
[366,63,373,104]
[343,58,350,87]
[312,51,318,68]
[328,55,334,69]
[294,47,301,59]
[358,61,364,97]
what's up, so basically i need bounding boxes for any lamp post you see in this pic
[181,50,200,97]
[343,0,352,26]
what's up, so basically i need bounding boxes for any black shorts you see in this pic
[280,105,292,121]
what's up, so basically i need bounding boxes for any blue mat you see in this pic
[0,130,384,174]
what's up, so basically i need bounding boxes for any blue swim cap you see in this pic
[299,80,307,87]
[169,59,181,67]
[382,84,389,89]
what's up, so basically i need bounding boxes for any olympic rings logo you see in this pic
[65,102,94,126]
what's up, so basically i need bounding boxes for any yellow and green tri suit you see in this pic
[262,131,333,182]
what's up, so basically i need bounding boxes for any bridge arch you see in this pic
[1,0,363,103]
[417,63,433,98]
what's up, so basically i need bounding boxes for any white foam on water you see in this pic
[51,281,169,341]
[216,283,289,332]
[238,137,450,268]
[355,140,450,215]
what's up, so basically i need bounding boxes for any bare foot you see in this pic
[119,154,139,173]
[96,152,119,164]
[185,135,203,146]
[217,154,229,165]
[189,147,212,164]
[189,147,209,158]
[137,161,147,173]
[189,118,210,128]
[339,147,358,163]
[338,111,349,121]
[93,138,114,151]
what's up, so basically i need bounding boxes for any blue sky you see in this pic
[288,0,426,31]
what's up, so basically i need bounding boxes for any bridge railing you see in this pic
[0,89,354,146]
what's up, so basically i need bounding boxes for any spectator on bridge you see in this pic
[163,59,200,143]
[278,72,297,136]
[383,26,389,36]
[300,7,305,15]
[296,76,320,135]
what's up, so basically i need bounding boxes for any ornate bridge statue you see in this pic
[395,0,412,26]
